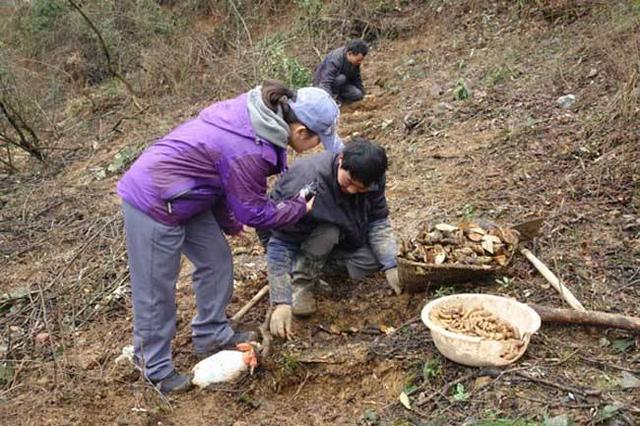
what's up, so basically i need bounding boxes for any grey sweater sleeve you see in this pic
[367,218,398,271]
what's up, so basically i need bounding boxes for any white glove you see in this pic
[385,268,402,295]
[270,304,293,339]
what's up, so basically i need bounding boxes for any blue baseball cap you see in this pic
[289,87,344,153]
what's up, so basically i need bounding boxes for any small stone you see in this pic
[556,94,576,109]
[588,68,598,78]
[405,58,416,66]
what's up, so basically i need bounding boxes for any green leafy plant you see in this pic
[484,66,517,86]
[495,276,513,289]
[462,203,476,218]
[107,145,141,174]
[434,286,455,298]
[453,79,470,101]
[255,36,312,88]
[21,0,68,51]
[452,383,469,401]
[279,353,300,373]
[422,358,441,381]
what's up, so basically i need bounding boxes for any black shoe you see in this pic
[194,330,258,360]
[153,370,193,394]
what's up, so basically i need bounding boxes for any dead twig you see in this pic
[44,217,118,293]
[514,371,601,397]
[231,284,269,324]
[66,0,142,111]
[260,307,273,357]
[578,354,640,375]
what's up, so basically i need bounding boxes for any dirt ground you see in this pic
[1,1,639,425]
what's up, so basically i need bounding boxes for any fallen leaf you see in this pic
[543,414,574,426]
[399,391,411,409]
[435,223,458,232]
[481,239,494,254]
[473,376,492,389]
[0,361,14,386]
[379,325,396,335]
[494,255,508,266]
[468,227,486,235]
[467,232,483,242]
[596,403,621,422]
[617,371,640,389]
[612,339,634,352]
[482,234,502,244]
[499,228,519,245]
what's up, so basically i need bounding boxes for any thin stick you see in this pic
[520,248,586,311]
[44,217,117,292]
[514,371,600,397]
[260,307,273,357]
[231,284,269,323]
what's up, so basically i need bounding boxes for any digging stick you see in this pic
[231,284,269,323]
[520,248,586,312]
[531,304,640,332]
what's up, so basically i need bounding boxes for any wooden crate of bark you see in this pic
[398,222,519,293]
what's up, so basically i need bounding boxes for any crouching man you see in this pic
[265,138,402,339]
[314,39,368,104]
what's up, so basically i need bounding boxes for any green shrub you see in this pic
[255,36,312,88]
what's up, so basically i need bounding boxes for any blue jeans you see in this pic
[266,224,384,305]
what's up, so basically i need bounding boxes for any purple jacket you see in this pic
[117,93,306,231]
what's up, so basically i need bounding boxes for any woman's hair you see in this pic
[261,80,302,125]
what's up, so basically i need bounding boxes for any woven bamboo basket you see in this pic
[398,238,518,293]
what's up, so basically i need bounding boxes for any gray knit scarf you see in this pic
[247,86,289,149]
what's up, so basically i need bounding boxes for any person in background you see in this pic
[117,81,342,393]
[263,138,402,339]
[314,39,369,104]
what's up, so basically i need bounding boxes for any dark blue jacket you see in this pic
[313,47,365,95]
[270,151,387,250]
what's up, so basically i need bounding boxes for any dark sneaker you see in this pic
[154,370,192,394]
[292,287,317,317]
[194,330,258,360]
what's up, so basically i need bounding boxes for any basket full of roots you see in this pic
[398,221,519,292]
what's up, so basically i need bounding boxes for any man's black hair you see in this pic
[340,137,387,186]
[346,39,369,56]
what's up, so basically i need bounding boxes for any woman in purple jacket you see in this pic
[117,80,342,393]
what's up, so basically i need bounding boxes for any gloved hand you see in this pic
[385,268,402,295]
[270,304,293,339]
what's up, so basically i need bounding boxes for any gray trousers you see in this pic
[334,74,364,103]
[293,223,381,290]
[122,202,234,381]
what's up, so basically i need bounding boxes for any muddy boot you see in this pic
[292,285,317,317]
[153,370,193,394]
[291,253,326,317]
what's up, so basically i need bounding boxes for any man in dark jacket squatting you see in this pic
[314,39,368,104]
[264,138,402,339]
